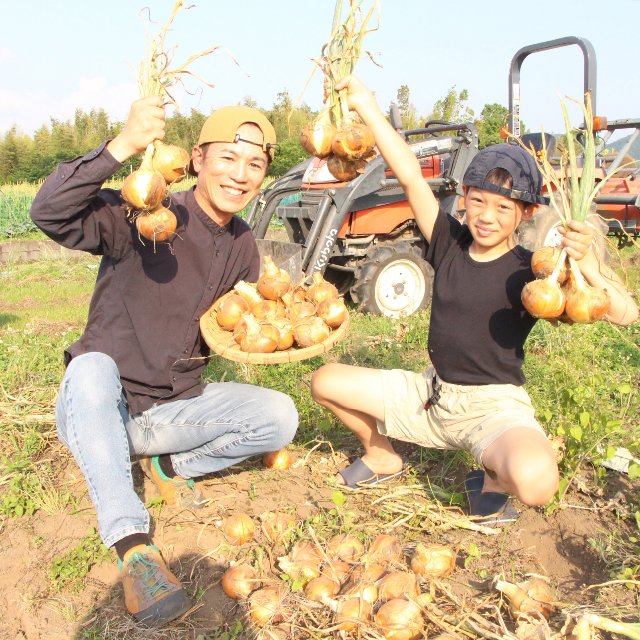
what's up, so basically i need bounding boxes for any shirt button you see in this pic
[215,250,220,257]
[183,349,187,354]
[208,285,212,290]
[173,376,177,382]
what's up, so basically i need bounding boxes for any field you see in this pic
[0,244,639,640]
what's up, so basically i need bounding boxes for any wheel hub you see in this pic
[375,259,425,317]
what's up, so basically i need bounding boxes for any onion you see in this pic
[378,571,420,602]
[375,599,424,640]
[240,315,278,353]
[322,560,352,584]
[269,320,295,351]
[336,597,371,632]
[122,152,167,211]
[263,449,292,470]
[327,534,364,563]
[327,154,367,182]
[217,294,250,331]
[342,579,379,604]
[293,317,331,347]
[307,272,339,305]
[262,512,296,543]
[288,300,316,324]
[224,513,255,546]
[300,121,337,158]
[233,314,252,344]
[304,576,340,602]
[222,564,259,599]
[332,123,375,161]
[278,541,322,584]
[234,281,264,306]
[152,141,190,184]
[135,206,177,242]
[349,562,387,584]
[249,586,291,627]
[521,278,565,319]
[531,246,568,282]
[252,299,287,322]
[291,541,323,564]
[410,543,456,578]
[564,257,611,323]
[292,285,307,303]
[258,256,291,300]
[315,297,347,328]
[368,535,404,566]
[496,579,552,621]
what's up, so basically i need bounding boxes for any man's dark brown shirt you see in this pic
[30,142,260,415]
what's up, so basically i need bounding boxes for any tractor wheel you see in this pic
[350,241,434,317]
[516,193,609,263]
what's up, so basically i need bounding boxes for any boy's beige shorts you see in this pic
[376,367,545,466]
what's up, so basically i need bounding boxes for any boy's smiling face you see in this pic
[463,186,538,261]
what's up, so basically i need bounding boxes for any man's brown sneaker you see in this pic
[119,544,192,626]
[139,455,207,509]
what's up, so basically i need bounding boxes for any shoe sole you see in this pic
[133,589,192,627]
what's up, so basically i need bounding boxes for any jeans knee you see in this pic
[65,352,121,406]
[261,392,298,450]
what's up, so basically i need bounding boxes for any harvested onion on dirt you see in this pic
[327,533,364,563]
[135,206,177,243]
[258,255,291,300]
[348,562,387,584]
[316,297,347,328]
[322,560,352,584]
[224,513,255,546]
[217,294,250,331]
[304,576,340,602]
[378,571,420,602]
[249,586,292,627]
[263,449,292,470]
[342,578,379,604]
[278,541,323,584]
[368,535,404,566]
[222,564,259,599]
[410,543,456,578]
[335,597,372,632]
[240,316,278,354]
[496,579,553,621]
[262,512,296,543]
[307,272,339,305]
[375,599,424,640]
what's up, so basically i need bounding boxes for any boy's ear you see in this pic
[521,203,539,222]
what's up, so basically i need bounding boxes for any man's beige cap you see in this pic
[188,106,277,175]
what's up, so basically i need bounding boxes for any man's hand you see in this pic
[106,97,166,163]
[557,219,595,261]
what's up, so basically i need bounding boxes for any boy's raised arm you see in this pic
[336,75,440,242]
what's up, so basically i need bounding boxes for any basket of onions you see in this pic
[296,0,380,182]
[200,255,350,364]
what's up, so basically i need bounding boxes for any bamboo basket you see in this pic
[200,291,350,364]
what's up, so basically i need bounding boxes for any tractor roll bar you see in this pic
[508,36,597,137]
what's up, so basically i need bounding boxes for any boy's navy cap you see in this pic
[463,143,549,206]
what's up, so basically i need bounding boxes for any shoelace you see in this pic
[129,552,174,600]
[172,477,197,507]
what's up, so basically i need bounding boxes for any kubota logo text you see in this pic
[314,229,338,271]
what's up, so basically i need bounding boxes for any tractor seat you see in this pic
[521,132,557,158]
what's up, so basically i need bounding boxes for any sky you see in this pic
[1,0,639,143]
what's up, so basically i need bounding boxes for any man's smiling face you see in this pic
[191,123,269,226]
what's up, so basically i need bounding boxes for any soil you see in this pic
[0,438,638,640]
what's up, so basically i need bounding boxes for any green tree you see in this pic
[396,85,421,130]
[475,103,508,149]
[428,86,474,124]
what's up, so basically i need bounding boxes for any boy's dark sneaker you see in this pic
[119,544,191,626]
[140,455,207,509]
[465,469,519,526]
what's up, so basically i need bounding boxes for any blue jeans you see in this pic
[55,352,298,548]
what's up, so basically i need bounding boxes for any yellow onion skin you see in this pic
[348,562,387,584]
[410,543,456,578]
[234,281,264,306]
[316,297,347,328]
[224,513,255,546]
[262,512,296,543]
[307,272,339,305]
[378,571,420,602]
[375,599,424,640]
[258,256,291,300]
[332,124,375,161]
[222,564,259,599]
[122,168,167,211]
[305,576,340,602]
[327,154,367,182]
[327,534,364,563]
[278,541,323,584]
[269,321,295,350]
[240,319,278,354]
[233,314,252,344]
[564,287,611,323]
[337,597,371,632]
[496,580,552,621]
[322,560,352,584]
[136,207,177,242]
[217,294,250,331]
[263,449,292,470]
[521,279,565,319]
[152,141,190,184]
[292,285,307,303]
[249,586,291,627]
[289,300,317,323]
[300,122,337,158]
[532,246,568,282]
[293,317,331,348]
[252,299,287,322]
[368,535,404,566]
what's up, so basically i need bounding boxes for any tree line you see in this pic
[0,87,511,184]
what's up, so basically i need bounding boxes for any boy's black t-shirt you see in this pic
[425,210,537,386]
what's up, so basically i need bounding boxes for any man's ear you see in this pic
[521,203,539,221]
[191,145,203,173]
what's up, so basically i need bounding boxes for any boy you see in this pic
[311,76,638,523]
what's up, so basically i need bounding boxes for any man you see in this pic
[30,96,298,626]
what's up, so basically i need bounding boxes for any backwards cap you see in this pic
[462,143,549,206]
[188,106,278,176]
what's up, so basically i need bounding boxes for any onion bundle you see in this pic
[296,0,380,181]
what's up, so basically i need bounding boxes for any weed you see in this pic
[196,621,244,640]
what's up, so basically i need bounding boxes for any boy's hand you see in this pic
[557,219,595,262]
[335,75,377,118]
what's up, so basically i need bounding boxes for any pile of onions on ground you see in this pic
[298,0,380,182]
[521,246,610,324]
[119,1,226,243]
[220,523,457,637]
[214,255,348,354]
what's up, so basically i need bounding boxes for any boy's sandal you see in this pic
[336,457,410,490]
[465,469,519,526]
